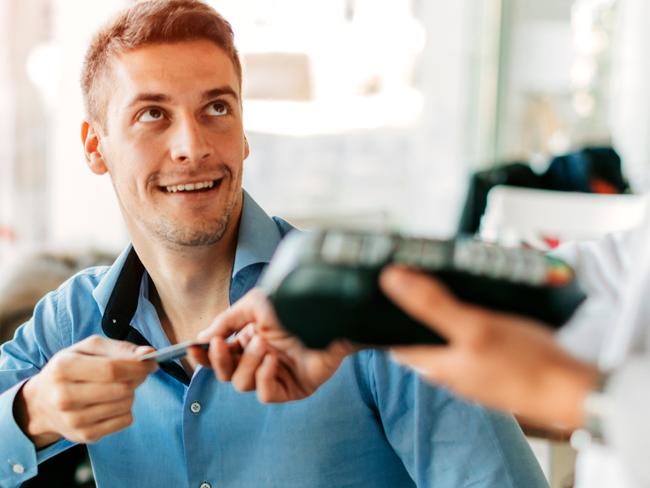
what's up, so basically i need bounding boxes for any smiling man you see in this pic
[0,1,547,487]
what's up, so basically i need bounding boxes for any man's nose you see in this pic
[169,115,212,164]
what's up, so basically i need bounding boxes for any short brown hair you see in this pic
[81,0,242,126]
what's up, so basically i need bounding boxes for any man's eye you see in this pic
[138,108,164,122]
[206,102,228,117]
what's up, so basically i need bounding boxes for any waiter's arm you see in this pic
[381,266,600,429]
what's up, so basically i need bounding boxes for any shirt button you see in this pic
[13,464,25,474]
[190,401,202,414]
[199,482,211,488]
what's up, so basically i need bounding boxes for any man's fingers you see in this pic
[65,396,134,428]
[257,354,309,403]
[56,353,156,383]
[256,354,283,403]
[55,381,137,409]
[198,289,268,342]
[231,336,267,392]
[73,335,143,358]
[134,346,156,356]
[235,324,256,348]
[208,337,237,381]
[73,412,134,444]
[187,345,210,367]
[64,336,157,381]
[380,266,482,340]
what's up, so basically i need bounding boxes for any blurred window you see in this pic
[491,0,618,168]
[210,0,425,135]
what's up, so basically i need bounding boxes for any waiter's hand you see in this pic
[190,289,357,403]
[14,336,157,447]
[380,265,599,429]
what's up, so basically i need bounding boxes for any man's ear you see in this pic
[243,135,250,160]
[81,121,107,175]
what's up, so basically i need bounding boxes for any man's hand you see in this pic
[190,289,357,403]
[14,335,158,448]
[380,266,599,429]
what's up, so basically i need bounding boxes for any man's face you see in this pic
[91,40,248,248]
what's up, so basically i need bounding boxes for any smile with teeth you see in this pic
[165,180,217,193]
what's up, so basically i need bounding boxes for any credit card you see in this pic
[139,340,209,363]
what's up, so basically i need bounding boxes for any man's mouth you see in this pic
[160,179,222,193]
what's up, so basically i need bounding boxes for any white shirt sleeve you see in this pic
[603,357,650,487]
[551,228,641,362]
[562,218,650,487]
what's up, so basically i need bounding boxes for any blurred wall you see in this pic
[610,0,650,191]
[0,0,49,245]
[47,0,129,251]
[245,0,482,236]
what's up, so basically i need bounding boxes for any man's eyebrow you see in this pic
[127,93,172,108]
[125,87,239,109]
[202,87,239,102]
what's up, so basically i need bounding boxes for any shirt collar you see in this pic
[92,244,135,317]
[92,189,281,315]
[232,189,282,276]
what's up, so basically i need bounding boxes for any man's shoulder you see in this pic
[33,265,110,331]
[2,265,111,360]
[55,265,112,296]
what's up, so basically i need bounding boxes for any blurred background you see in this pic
[3,0,647,256]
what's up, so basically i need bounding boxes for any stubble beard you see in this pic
[144,182,240,249]
[158,206,233,247]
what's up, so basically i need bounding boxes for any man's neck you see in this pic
[133,215,241,345]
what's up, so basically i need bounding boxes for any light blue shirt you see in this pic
[0,192,548,488]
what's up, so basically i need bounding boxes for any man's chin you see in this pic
[137,189,241,249]
[143,214,232,248]
[161,225,229,248]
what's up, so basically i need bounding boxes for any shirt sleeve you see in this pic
[552,229,639,362]
[602,357,650,487]
[365,350,549,488]
[0,289,75,487]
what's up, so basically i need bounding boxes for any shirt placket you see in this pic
[183,367,218,488]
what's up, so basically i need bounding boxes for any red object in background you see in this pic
[0,225,16,242]
[590,177,619,194]
[542,236,561,249]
